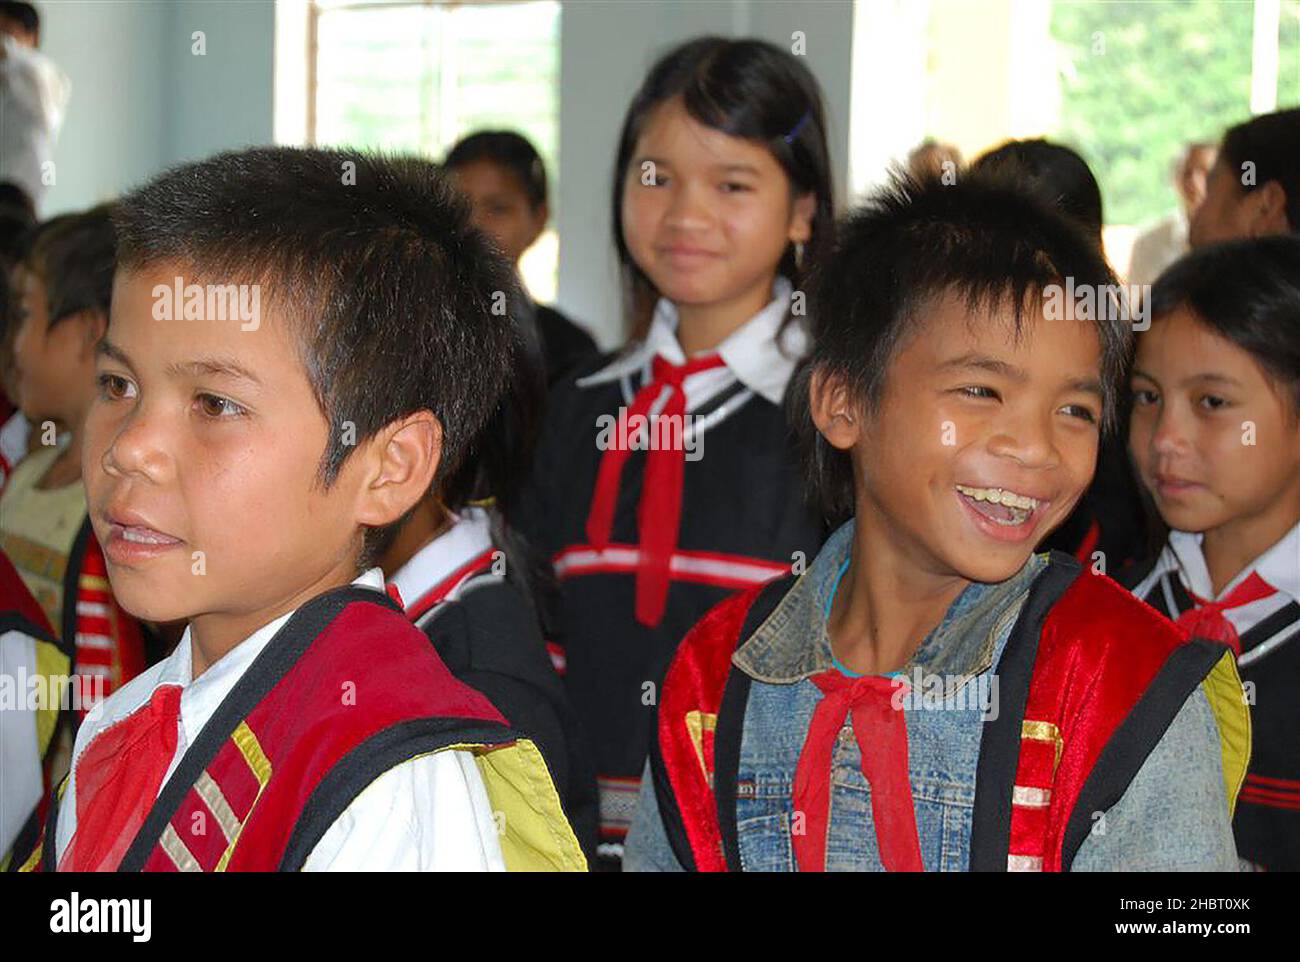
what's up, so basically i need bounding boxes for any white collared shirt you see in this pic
[577,276,807,412]
[389,507,495,620]
[1132,523,1300,666]
[55,568,505,871]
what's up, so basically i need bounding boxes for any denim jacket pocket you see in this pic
[736,812,796,872]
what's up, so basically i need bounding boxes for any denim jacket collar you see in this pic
[733,520,1047,695]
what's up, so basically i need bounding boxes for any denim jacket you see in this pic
[625,520,1239,871]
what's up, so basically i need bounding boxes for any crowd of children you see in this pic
[1,21,1297,871]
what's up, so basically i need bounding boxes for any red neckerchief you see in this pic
[59,684,182,871]
[792,671,925,872]
[585,353,727,627]
[402,547,498,622]
[1176,570,1277,656]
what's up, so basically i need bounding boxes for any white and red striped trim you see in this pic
[552,542,790,591]
[405,547,500,623]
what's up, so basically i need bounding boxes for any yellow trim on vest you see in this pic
[231,721,272,783]
[214,722,274,872]
[1199,650,1251,817]
[684,710,717,780]
[1021,720,1063,773]
[33,638,70,757]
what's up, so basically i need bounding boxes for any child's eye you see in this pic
[958,385,1000,401]
[1061,404,1098,424]
[1198,394,1229,411]
[720,182,752,194]
[1131,388,1159,406]
[96,372,137,402]
[196,392,247,419]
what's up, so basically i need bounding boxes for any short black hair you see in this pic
[791,171,1127,525]
[114,146,519,566]
[1218,107,1300,232]
[0,2,38,40]
[20,204,117,325]
[972,138,1104,242]
[611,36,835,335]
[1148,234,1300,413]
[443,130,548,210]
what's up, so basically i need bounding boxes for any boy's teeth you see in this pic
[955,484,1039,511]
[123,526,174,544]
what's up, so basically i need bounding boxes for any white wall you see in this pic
[556,0,854,347]
[38,0,275,216]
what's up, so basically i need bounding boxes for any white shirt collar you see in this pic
[578,276,807,405]
[388,507,494,612]
[1163,524,1300,603]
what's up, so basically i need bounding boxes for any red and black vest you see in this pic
[37,585,582,871]
[649,555,1249,871]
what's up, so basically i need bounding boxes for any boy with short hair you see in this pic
[26,147,585,872]
[625,173,1248,872]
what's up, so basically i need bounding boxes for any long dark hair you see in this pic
[610,36,835,338]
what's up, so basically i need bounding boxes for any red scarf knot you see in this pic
[1175,571,1276,657]
[792,670,924,872]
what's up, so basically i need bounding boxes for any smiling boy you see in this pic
[624,173,1249,872]
[24,147,585,872]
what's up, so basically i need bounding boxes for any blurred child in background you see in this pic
[0,206,148,714]
[444,130,597,382]
[1190,107,1300,246]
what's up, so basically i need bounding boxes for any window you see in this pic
[277,0,562,300]
[849,0,1300,274]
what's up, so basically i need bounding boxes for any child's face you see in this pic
[1189,156,1290,246]
[822,290,1103,584]
[621,96,814,310]
[9,266,97,423]
[450,160,545,265]
[82,261,376,627]
[1129,306,1300,536]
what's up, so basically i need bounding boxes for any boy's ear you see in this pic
[1246,180,1291,237]
[353,411,443,530]
[788,190,816,246]
[809,368,861,451]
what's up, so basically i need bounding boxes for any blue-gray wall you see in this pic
[40,0,275,216]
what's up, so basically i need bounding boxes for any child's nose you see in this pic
[1150,404,1190,455]
[663,182,714,231]
[988,410,1059,468]
[102,408,171,482]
